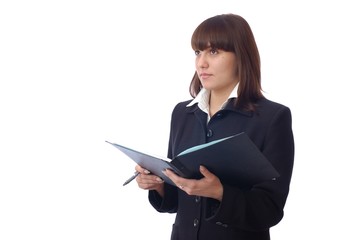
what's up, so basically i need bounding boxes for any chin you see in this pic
[200,82,214,90]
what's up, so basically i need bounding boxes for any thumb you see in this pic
[199,165,212,177]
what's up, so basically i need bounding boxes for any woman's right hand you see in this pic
[135,165,164,197]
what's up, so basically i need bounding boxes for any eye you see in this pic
[210,48,218,55]
[194,50,201,56]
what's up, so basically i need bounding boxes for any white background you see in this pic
[1,0,360,239]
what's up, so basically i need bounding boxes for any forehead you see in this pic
[191,18,235,52]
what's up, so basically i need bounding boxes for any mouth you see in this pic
[199,73,212,79]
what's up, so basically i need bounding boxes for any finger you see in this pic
[163,168,178,178]
[135,165,150,174]
[199,165,212,177]
[137,181,163,190]
[163,169,183,188]
[135,165,143,172]
[137,172,163,183]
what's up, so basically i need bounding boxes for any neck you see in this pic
[209,84,236,117]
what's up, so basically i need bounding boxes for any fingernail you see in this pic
[144,169,150,174]
[156,177,163,182]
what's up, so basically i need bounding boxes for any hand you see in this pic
[163,165,223,201]
[135,165,165,197]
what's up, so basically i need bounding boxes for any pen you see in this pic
[123,171,140,186]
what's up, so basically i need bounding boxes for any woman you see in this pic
[135,13,294,240]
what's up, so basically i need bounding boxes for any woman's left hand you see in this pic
[163,165,223,201]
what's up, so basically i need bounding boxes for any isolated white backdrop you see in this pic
[1,0,360,239]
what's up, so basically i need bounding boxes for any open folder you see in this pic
[106,132,279,188]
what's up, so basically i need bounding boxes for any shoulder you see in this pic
[171,99,194,115]
[174,99,193,108]
[256,98,291,114]
[255,98,293,127]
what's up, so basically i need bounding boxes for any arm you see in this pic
[136,164,179,213]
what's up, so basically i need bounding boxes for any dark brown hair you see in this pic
[189,14,263,111]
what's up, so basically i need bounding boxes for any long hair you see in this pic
[189,14,263,111]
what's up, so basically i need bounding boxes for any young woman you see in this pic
[135,13,294,240]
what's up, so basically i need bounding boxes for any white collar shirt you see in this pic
[186,83,239,122]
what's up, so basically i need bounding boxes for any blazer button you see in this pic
[216,221,228,228]
[195,196,201,203]
[206,129,213,138]
[193,218,199,227]
[216,113,223,118]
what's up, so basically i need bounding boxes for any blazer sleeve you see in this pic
[148,103,184,213]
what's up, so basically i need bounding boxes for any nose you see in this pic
[196,53,208,69]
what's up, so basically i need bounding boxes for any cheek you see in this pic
[219,59,235,73]
[195,59,200,71]
[226,59,237,75]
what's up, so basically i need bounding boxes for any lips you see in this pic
[199,73,212,79]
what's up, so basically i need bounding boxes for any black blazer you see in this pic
[149,97,294,240]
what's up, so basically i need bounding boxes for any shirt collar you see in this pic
[186,83,239,114]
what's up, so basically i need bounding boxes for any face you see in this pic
[195,46,238,94]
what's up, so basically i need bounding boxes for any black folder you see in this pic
[106,132,279,188]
